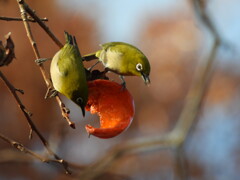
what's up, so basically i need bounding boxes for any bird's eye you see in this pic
[136,63,143,72]
[77,97,83,104]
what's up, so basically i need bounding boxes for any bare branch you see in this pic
[173,147,189,180]
[0,149,33,164]
[172,0,221,144]
[0,16,48,22]
[0,70,71,174]
[0,134,83,171]
[16,0,75,129]
[17,0,63,48]
[0,133,47,162]
[77,0,222,179]
[0,70,33,134]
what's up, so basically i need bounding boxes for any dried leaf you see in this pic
[0,32,15,67]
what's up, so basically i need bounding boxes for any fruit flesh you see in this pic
[85,79,135,138]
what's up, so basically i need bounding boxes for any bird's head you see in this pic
[131,55,151,85]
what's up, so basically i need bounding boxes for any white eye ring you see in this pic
[136,63,143,72]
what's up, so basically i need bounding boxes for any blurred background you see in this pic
[0,0,240,179]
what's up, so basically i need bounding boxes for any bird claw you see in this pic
[119,75,126,90]
[121,81,126,90]
[45,87,58,99]
[35,58,51,65]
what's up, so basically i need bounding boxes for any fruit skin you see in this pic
[85,79,135,138]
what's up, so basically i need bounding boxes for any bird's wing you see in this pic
[56,45,77,77]
[100,42,125,51]
[98,43,126,71]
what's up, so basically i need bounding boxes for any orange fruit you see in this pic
[85,79,135,138]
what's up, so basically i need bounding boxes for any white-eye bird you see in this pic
[50,32,88,116]
[83,42,151,86]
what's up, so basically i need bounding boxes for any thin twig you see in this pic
[0,149,33,164]
[16,0,75,129]
[0,132,47,162]
[17,0,63,48]
[0,70,71,174]
[0,70,33,137]
[79,134,176,179]
[173,147,189,180]
[0,16,48,22]
[172,0,221,143]
[0,133,85,171]
[78,0,222,179]
[16,1,73,173]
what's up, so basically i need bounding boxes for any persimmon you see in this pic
[85,79,135,138]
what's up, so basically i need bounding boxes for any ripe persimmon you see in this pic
[85,79,135,138]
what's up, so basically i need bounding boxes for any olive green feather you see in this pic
[50,32,88,116]
[83,42,151,85]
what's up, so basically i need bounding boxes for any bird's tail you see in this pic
[64,31,81,57]
[64,31,73,45]
[64,31,98,62]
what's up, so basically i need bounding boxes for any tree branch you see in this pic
[78,0,222,179]
[0,16,48,22]
[0,70,71,174]
[0,133,85,172]
[17,0,63,48]
[0,132,47,162]
[16,0,75,129]
[0,70,33,137]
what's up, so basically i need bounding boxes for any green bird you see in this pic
[50,32,88,116]
[83,42,151,86]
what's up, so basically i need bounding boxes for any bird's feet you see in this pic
[121,81,126,90]
[86,68,109,81]
[45,87,58,99]
[35,58,51,65]
[120,75,126,90]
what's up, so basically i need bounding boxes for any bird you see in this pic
[50,32,88,117]
[83,42,151,87]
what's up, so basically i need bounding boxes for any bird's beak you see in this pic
[141,72,150,86]
[76,97,86,117]
[81,106,86,117]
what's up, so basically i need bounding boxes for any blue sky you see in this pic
[58,0,240,63]
[58,0,183,42]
